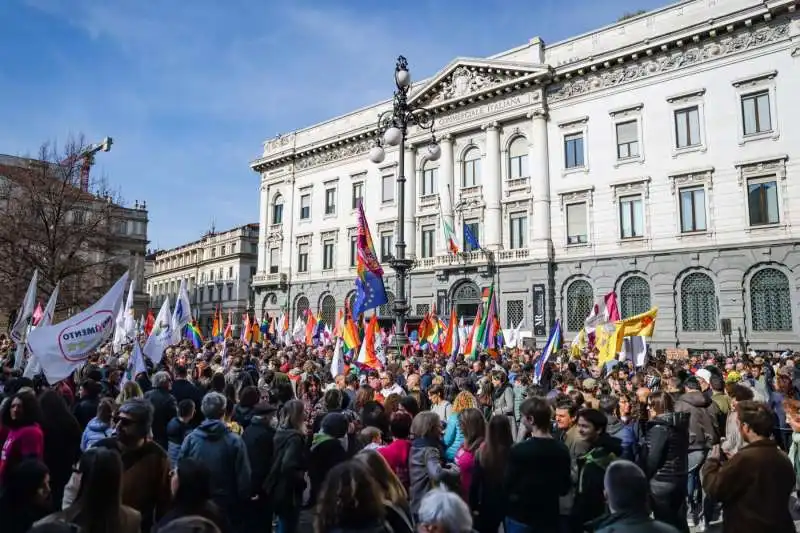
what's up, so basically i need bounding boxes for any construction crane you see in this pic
[60,137,113,192]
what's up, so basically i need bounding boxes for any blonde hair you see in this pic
[355,449,409,506]
[410,411,441,439]
[116,381,143,404]
[452,391,479,414]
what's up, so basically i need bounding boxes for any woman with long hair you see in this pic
[0,390,44,485]
[443,391,479,462]
[469,414,513,533]
[37,390,82,510]
[642,391,690,533]
[408,411,459,517]
[0,459,52,533]
[35,447,140,533]
[264,399,308,533]
[454,408,485,500]
[355,385,375,412]
[315,460,389,533]
[154,458,231,533]
[355,450,413,533]
[115,381,143,404]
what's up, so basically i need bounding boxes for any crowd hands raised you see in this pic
[0,333,798,533]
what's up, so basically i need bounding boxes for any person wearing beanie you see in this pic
[308,412,349,506]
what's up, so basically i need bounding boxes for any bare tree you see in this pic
[0,136,128,316]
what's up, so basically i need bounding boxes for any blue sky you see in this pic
[0,0,668,249]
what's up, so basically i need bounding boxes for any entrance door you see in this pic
[452,281,481,324]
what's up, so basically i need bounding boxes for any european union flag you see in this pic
[353,270,388,318]
[464,224,480,250]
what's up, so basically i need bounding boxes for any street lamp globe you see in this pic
[384,126,403,147]
[369,145,386,164]
[395,67,411,88]
[426,143,441,161]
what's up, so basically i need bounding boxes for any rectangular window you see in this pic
[619,195,644,239]
[297,244,309,273]
[382,174,394,203]
[211,248,216,258]
[231,243,236,253]
[564,133,585,169]
[615,120,639,159]
[679,187,707,233]
[741,91,772,136]
[422,167,438,196]
[199,288,205,303]
[566,203,588,244]
[227,286,233,300]
[674,106,701,148]
[508,142,528,179]
[352,182,363,209]
[228,266,233,279]
[209,270,214,281]
[323,240,334,270]
[509,213,527,249]
[421,226,435,258]
[747,177,780,226]
[300,194,311,219]
[325,188,336,215]
[463,158,480,187]
[274,200,284,224]
[251,243,257,254]
[463,220,480,252]
[269,248,279,274]
[380,233,393,261]
[350,236,357,267]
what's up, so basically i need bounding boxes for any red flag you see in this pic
[144,309,155,337]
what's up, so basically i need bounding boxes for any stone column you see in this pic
[257,181,269,273]
[282,176,296,272]
[483,122,502,251]
[403,147,417,259]
[437,135,455,256]
[529,110,552,257]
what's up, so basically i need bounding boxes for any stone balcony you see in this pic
[459,185,483,201]
[252,271,288,288]
[416,248,532,270]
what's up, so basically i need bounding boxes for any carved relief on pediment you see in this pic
[428,66,510,104]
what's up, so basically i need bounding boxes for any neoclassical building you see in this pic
[251,0,800,350]
[145,224,259,332]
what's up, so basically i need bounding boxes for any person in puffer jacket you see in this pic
[167,399,196,468]
[80,398,115,451]
[598,395,637,461]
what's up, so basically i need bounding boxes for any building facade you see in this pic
[145,224,259,333]
[251,0,800,351]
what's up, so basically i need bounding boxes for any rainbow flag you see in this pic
[353,203,388,317]
[185,322,204,349]
[211,305,221,339]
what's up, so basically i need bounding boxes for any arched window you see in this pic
[295,295,309,319]
[751,268,792,331]
[379,292,395,316]
[619,276,651,318]
[320,294,337,326]
[272,194,284,225]
[462,148,481,188]
[681,273,717,331]
[566,280,593,331]
[346,291,357,315]
[421,162,438,197]
[508,137,528,180]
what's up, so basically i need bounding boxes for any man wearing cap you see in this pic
[242,401,278,533]
[94,398,171,533]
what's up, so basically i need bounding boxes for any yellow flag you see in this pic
[596,307,659,367]
[570,328,586,358]
[595,323,619,367]
[617,307,658,341]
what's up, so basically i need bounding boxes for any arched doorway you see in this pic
[451,280,481,321]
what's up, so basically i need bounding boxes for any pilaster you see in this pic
[483,122,502,251]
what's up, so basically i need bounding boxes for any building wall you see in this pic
[252,0,800,351]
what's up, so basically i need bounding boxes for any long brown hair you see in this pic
[63,447,127,533]
[315,460,385,533]
[459,408,486,452]
[480,415,513,483]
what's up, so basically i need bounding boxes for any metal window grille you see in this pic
[566,280,593,331]
[379,292,395,316]
[295,296,309,319]
[680,273,717,331]
[320,295,337,327]
[506,299,524,328]
[751,268,792,331]
[416,304,430,316]
[620,276,651,318]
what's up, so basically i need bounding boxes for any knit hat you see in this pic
[695,369,712,383]
[321,412,348,439]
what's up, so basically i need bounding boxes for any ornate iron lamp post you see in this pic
[369,56,440,348]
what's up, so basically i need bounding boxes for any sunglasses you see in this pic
[114,415,135,426]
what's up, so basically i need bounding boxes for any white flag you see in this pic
[113,280,136,353]
[27,272,129,384]
[621,336,648,368]
[292,317,305,343]
[330,338,344,380]
[143,298,172,365]
[121,341,147,387]
[11,269,39,369]
[171,279,192,344]
[24,282,60,379]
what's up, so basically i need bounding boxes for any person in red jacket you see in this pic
[379,412,413,491]
[0,390,45,485]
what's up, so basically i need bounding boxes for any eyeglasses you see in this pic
[114,415,135,427]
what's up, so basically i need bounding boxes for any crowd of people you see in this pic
[0,332,798,533]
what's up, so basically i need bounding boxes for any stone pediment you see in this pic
[409,58,550,108]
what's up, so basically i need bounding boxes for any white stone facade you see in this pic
[145,224,259,332]
[252,0,800,350]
